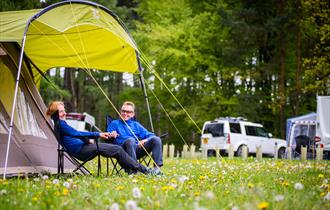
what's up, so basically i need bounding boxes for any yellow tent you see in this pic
[0,0,141,84]
[0,0,151,178]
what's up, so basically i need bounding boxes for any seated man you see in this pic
[107,101,163,173]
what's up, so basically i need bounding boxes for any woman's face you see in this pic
[57,104,66,120]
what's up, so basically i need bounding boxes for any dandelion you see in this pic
[324,192,330,201]
[132,187,142,199]
[107,203,120,210]
[193,202,207,210]
[41,175,49,180]
[116,186,124,191]
[178,175,189,184]
[247,183,254,188]
[318,174,324,178]
[0,189,7,195]
[257,201,269,209]
[203,191,215,200]
[125,200,138,210]
[32,196,38,201]
[274,195,284,202]
[63,181,71,189]
[294,183,304,190]
[52,179,60,185]
[62,188,69,196]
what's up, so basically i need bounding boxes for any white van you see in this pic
[200,117,287,158]
[66,112,97,132]
[315,96,330,155]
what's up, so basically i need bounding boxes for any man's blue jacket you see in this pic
[107,119,154,145]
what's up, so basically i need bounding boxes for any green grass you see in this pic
[1,158,329,210]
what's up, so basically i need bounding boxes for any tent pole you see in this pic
[3,35,27,180]
[139,72,154,132]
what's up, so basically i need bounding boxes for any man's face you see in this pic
[120,104,134,121]
[57,104,66,120]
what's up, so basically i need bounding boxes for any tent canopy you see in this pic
[0,0,146,177]
[0,0,140,84]
[286,112,316,142]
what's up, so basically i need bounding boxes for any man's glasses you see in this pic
[121,109,134,114]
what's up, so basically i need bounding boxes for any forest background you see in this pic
[1,0,329,149]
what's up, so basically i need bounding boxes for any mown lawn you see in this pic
[0,158,329,210]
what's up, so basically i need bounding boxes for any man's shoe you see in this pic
[146,167,163,176]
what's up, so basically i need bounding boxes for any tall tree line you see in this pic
[2,0,329,148]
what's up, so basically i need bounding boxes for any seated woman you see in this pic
[46,101,157,175]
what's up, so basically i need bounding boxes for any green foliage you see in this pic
[301,0,330,95]
[6,0,328,147]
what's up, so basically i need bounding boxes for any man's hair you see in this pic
[122,101,135,111]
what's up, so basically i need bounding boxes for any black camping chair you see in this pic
[105,115,168,175]
[51,111,101,176]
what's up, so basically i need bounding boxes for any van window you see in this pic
[245,126,268,137]
[203,123,224,137]
[230,123,241,133]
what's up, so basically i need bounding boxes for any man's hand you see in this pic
[99,131,119,139]
[138,139,148,147]
[109,131,119,138]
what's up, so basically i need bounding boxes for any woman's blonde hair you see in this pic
[46,101,64,117]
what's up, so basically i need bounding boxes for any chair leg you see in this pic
[97,155,101,176]
[58,148,64,175]
[107,158,109,176]
[110,158,122,175]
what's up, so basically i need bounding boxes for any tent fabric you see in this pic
[0,1,140,86]
[0,42,76,176]
[286,112,316,143]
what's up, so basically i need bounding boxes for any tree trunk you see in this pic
[294,0,302,115]
[278,0,286,139]
[63,68,77,112]
[115,73,123,107]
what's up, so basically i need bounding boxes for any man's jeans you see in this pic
[122,136,163,167]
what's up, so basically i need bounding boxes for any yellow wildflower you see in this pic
[32,196,38,202]
[62,188,69,196]
[258,201,269,209]
[318,174,324,178]
[248,182,254,188]
[116,186,124,191]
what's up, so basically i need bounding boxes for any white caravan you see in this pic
[315,96,330,154]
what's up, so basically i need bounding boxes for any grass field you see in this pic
[1,158,329,210]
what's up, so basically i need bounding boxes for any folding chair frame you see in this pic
[52,111,102,176]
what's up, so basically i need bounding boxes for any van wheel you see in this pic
[207,150,216,157]
[236,146,247,156]
[278,147,286,159]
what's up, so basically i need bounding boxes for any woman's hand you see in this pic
[99,132,110,139]
[99,131,118,139]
